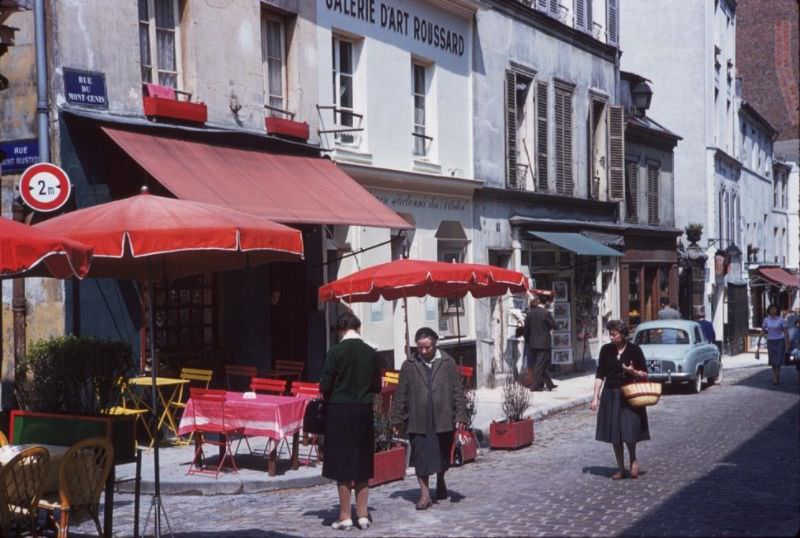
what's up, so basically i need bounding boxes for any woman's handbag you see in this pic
[621,381,662,408]
[449,425,477,466]
[303,398,326,435]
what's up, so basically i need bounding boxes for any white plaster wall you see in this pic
[316,0,473,178]
[787,162,800,270]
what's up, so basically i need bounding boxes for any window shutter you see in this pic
[555,87,573,196]
[555,90,565,194]
[587,0,593,34]
[607,0,618,45]
[576,0,586,31]
[549,0,559,16]
[608,105,624,201]
[563,91,573,195]
[537,0,548,11]
[647,163,660,224]
[505,70,518,189]
[536,81,549,192]
[625,161,638,222]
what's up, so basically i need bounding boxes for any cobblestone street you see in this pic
[76,365,799,537]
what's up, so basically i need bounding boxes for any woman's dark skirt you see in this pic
[766,338,786,368]
[322,402,374,482]
[410,431,453,476]
[595,388,650,444]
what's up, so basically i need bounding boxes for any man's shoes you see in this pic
[546,384,558,391]
[530,387,545,392]
[415,498,432,510]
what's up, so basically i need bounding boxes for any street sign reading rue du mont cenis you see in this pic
[18,162,72,213]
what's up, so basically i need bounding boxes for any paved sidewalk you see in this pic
[118,352,764,496]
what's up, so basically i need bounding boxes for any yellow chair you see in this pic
[103,378,153,446]
[39,437,114,538]
[0,431,8,446]
[0,446,49,537]
[170,368,213,443]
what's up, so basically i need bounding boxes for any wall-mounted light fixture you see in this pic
[631,81,653,117]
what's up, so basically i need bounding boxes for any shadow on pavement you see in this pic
[302,504,343,526]
[732,366,800,394]
[621,402,800,537]
[581,465,624,478]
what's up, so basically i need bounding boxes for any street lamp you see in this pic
[726,243,742,282]
[632,81,653,117]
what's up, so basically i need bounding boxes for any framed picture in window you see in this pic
[552,280,568,302]
[552,332,571,348]
[553,302,570,319]
[552,348,572,364]
[555,317,570,332]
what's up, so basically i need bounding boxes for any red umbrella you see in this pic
[0,216,92,278]
[35,187,303,538]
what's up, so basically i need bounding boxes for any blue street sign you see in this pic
[0,139,39,174]
[63,67,108,108]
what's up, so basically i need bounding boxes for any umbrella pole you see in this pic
[403,295,411,361]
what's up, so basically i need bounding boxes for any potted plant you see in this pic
[685,223,703,244]
[489,376,534,450]
[14,335,138,464]
[368,393,406,487]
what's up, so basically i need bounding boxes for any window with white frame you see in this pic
[332,35,357,144]
[412,62,432,157]
[138,0,181,88]
[262,12,286,113]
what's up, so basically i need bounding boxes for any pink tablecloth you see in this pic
[177,392,308,440]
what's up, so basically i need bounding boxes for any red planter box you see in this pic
[368,445,406,487]
[489,418,534,450]
[143,95,207,124]
[265,117,310,141]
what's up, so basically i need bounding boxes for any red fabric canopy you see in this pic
[0,217,92,279]
[102,127,412,229]
[757,267,799,288]
[34,189,303,281]
[318,259,530,303]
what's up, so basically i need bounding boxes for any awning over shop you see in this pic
[101,127,412,229]
[756,267,799,288]
[528,231,622,257]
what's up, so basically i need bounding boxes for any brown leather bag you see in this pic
[519,368,534,388]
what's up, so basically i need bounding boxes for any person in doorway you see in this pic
[657,297,681,320]
[762,304,788,385]
[391,327,467,510]
[516,293,557,391]
[695,308,716,344]
[591,319,650,479]
[320,312,382,531]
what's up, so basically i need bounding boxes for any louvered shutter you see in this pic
[587,0,593,34]
[576,0,586,31]
[555,90,565,194]
[555,87,573,195]
[537,0,548,11]
[625,161,638,222]
[608,0,618,45]
[647,163,660,224]
[536,81,549,192]
[563,90,573,195]
[505,70,518,189]
[549,0,559,16]
[608,105,624,201]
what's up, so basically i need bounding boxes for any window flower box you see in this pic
[265,117,310,141]
[368,444,406,487]
[142,83,207,124]
[489,418,534,450]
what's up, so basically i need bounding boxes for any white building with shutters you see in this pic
[471,0,625,383]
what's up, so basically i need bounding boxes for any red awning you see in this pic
[101,127,412,229]
[757,267,799,288]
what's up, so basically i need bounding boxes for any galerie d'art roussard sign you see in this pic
[324,0,466,56]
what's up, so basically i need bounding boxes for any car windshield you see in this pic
[635,328,690,345]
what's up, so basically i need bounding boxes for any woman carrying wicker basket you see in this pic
[590,319,650,479]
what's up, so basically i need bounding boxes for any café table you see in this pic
[178,391,308,476]
[0,443,69,494]
[125,376,189,446]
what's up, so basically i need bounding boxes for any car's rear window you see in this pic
[635,328,690,345]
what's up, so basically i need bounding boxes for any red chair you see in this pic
[186,388,243,478]
[225,365,258,391]
[250,377,288,395]
[288,381,322,466]
[289,381,321,398]
[458,365,474,386]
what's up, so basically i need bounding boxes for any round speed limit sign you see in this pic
[18,163,72,212]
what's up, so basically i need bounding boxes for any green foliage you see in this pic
[501,375,531,422]
[373,392,394,453]
[16,335,136,416]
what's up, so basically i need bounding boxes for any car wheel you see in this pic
[691,370,703,393]
[709,364,723,385]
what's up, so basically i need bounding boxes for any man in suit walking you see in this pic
[516,293,557,391]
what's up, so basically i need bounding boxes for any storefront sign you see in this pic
[63,68,108,108]
[0,139,38,174]
[373,192,467,212]
[323,0,466,56]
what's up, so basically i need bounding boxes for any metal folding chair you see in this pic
[224,365,258,391]
[186,389,244,478]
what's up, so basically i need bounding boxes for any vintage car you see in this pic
[633,319,722,393]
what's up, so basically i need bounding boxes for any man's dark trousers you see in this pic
[529,348,554,390]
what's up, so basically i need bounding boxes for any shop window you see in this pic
[262,11,287,113]
[138,0,182,88]
[152,273,217,352]
[628,268,641,326]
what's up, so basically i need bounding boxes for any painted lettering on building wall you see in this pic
[373,192,468,212]
[324,0,465,56]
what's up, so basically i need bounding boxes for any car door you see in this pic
[694,325,719,378]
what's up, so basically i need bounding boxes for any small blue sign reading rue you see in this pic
[63,67,108,108]
[0,139,39,174]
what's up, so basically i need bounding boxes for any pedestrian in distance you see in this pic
[591,319,651,480]
[657,297,681,320]
[515,292,558,392]
[320,312,382,531]
[762,304,789,385]
[391,327,467,510]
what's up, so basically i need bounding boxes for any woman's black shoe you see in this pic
[435,485,448,500]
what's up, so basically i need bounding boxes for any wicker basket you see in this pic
[621,382,662,407]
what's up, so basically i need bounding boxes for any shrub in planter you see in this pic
[369,392,406,487]
[490,376,534,450]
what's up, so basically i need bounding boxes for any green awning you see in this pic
[528,231,622,257]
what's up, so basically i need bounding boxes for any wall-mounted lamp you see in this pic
[631,81,653,117]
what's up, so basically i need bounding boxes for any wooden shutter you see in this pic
[576,0,586,31]
[536,81,549,192]
[608,105,624,201]
[537,0,548,11]
[625,161,638,222]
[607,0,618,45]
[586,0,593,34]
[555,87,573,195]
[505,70,518,189]
[549,0,559,16]
[647,163,660,224]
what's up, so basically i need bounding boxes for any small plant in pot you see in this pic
[685,223,703,244]
[489,376,534,450]
[369,392,406,487]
